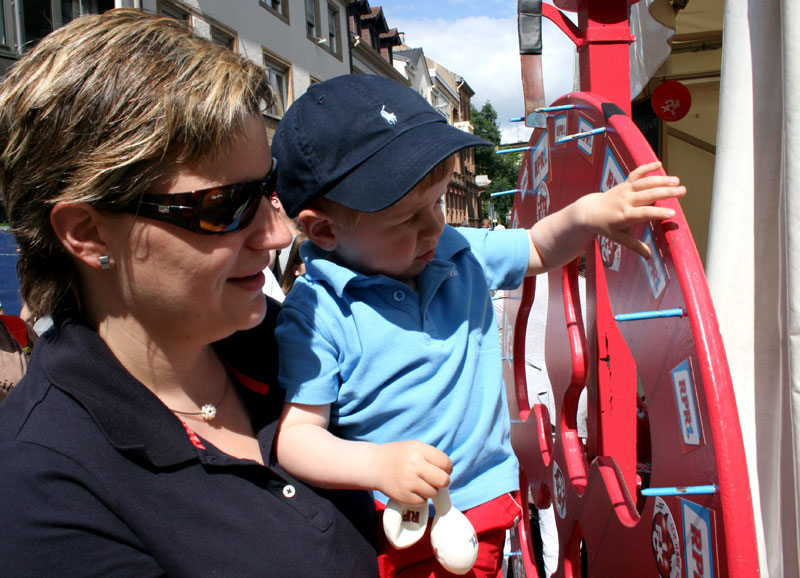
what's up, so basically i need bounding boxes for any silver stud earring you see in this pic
[99,255,110,271]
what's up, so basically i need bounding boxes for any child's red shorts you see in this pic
[375,492,521,578]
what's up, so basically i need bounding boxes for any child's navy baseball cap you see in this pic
[272,74,492,218]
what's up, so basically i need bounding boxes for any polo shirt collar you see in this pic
[301,225,470,297]
[39,314,277,468]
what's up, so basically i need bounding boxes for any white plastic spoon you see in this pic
[430,487,479,575]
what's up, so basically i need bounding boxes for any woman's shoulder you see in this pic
[0,368,107,461]
[0,430,163,577]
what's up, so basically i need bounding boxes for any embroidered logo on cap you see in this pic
[380,105,397,125]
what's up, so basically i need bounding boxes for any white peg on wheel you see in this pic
[430,487,479,575]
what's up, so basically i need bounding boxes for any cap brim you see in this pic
[323,121,492,213]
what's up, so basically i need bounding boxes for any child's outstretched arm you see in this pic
[525,161,686,276]
[276,402,452,505]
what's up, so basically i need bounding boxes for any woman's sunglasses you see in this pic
[109,158,278,235]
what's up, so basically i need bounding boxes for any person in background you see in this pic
[263,249,286,303]
[0,300,37,402]
[271,74,685,577]
[280,232,309,296]
[271,194,303,280]
[19,300,53,335]
[262,197,302,302]
[0,10,377,576]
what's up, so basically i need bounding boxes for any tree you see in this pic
[471,101,522,225]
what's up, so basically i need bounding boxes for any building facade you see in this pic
[393,46,484,226]
[422,57,484,227]
[0,0,486,226]
[347,1,405,84]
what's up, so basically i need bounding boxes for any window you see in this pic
[21,0,53,50]
[369,26,380,51]
[2,1,113,53]
[210,26,235,50]
[159,2,189,21]
[327,3,340,56]
[0,6,6,47]
[95,0,115,12]
[260,0,288,21]
[263,55,289,119]
[262,52,290,141]
[305,0,318,39]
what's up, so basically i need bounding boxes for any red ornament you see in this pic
[651,80,692,122]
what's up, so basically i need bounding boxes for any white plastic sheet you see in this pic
[706,1,800,575]
[629,0,674,100]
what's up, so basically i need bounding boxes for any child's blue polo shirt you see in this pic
[276,225,530,511]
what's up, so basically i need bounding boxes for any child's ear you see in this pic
[298,208,339,251]
[50,202,114,271]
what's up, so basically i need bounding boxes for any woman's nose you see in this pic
[247,196,292,250]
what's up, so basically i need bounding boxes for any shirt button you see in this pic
[392,290,406,302]
[282,484,296,498]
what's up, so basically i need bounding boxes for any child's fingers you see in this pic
[420,444,453,474]
[629,204,677,222]
[400,462,449,502]
[624,237,652,260]
[626,161,663,182]
[605,230,652,259]
[626,185,686,207]
[419,462,451,492]
[629,174,681,191]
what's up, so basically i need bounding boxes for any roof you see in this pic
[394,47,424,65]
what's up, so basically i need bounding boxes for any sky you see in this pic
[376,1,578,144]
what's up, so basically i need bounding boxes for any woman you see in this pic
[0,10,377,577]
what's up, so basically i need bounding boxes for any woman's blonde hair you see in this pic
[0,9,273,317]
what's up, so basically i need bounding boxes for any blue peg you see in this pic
[535,104,575,112]
[641,485,718,497]
[555,126,606,145]
[496,146,532,154]
[615,308,684,322]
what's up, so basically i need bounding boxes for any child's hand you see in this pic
[579,161,686,259]
[375,441,452,505]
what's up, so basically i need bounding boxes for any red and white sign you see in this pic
[652,80,692,122]
[681,500,715,578]
[651,497,682,578]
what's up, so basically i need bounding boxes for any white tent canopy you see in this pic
[706,1,799,576]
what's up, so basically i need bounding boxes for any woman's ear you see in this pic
[298,208,339,251]
[49,202,113,271]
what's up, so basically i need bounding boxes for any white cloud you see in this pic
[393,13,576,144]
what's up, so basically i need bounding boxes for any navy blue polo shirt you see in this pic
[0,301,377,577]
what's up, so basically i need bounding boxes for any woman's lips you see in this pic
[228,271,265,292]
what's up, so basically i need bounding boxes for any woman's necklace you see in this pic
[168,374,230,422]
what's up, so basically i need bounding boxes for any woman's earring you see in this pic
[99,255,110,271]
